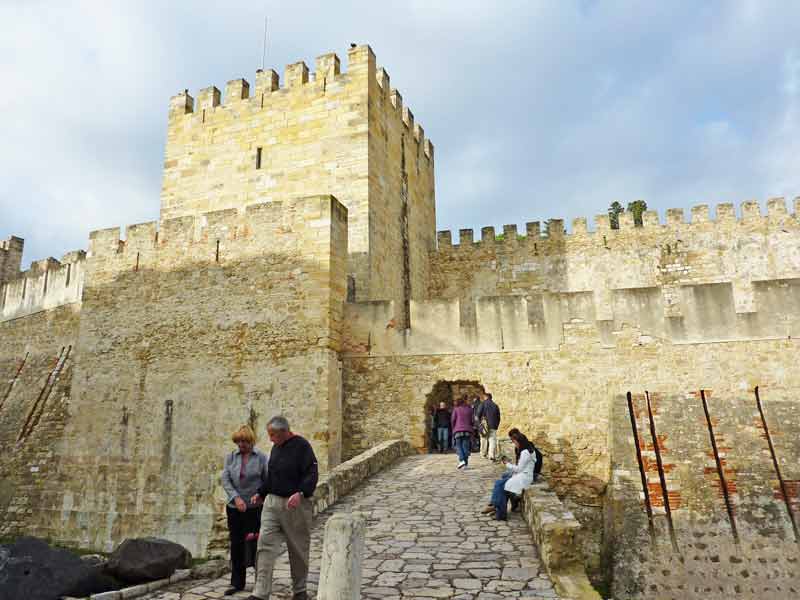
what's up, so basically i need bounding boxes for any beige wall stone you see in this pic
[161,45,434,309]
[0,304,80,542]
[341,326,800,590]
[0,236,24,287]
[1,196,347,557]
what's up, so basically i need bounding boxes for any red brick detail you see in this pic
[775,480,800,511]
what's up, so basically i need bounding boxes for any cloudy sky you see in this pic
[2,1,799,266]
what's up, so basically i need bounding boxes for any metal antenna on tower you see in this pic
[261,16,268,70]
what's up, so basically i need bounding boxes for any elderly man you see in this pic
[248,416,318,600]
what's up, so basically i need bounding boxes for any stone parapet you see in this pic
[521,479,601,600]
[343,277,800,356]
[429,197,800,334]
[313,439,414,515]
[1,250,85,322]
[434,198,800,253]
[0,236,24,286]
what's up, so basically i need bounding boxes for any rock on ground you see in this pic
[106,537,192,583]
[0,536,117,600]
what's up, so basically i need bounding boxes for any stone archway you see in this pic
[422,379,486,452]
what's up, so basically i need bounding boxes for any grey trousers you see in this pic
[480,429,498,459]
[252,494,313,599]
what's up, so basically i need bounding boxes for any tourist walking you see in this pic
[428,406,438,453]
[220,425,269,596]
[470,395,482,452]
[248,416,318,600]
[451,396,474,469]
[477,393,501,461]
[434,401,451,453]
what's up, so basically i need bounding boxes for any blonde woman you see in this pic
[221,425,269,595]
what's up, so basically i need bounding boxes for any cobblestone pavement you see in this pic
[141,453,563,599]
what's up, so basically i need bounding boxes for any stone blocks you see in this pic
[317,513,366,599]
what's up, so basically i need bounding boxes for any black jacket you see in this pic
[257,435,318,498]
[477,399,501,430]
[434,408,451,428]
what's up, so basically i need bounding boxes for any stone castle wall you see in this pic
[341,322,800,595]
[0,251,85,322]
[0,236,24,286]
[340,199,800,595]
[161,45,434,310]
[429,198,800,328]
[365,64,436,323]
[610,387,800,598]
[344,201,800,358]
[0,195,348,556]
[0,304,80,542]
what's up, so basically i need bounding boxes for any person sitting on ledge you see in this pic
[482,428,542,520]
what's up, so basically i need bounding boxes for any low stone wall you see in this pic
[313,439,414,515]
[521,479,601,600]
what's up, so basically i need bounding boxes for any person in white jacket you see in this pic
[495,430,542,521]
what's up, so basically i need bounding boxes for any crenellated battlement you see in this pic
[167,45,433,162]
[160,44,435,308]
[86,196,348,285]
[0,236,24,286]
[0,236,24,253]
[344,271,800,356]
[168,46,368,115]
[0,249,85,321]
[434,197,800,251]
[374,65,433,160]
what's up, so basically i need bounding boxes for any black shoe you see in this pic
[292,593,309,600]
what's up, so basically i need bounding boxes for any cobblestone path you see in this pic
[142,454,562,599]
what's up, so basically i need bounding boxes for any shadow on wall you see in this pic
[0,238,346,557]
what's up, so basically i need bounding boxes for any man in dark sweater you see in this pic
[434,401,451,453]
[248,416,318,600]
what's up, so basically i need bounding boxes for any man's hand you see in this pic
[234,497,247,512]
[286,492,302,510]
[250,493,261,505]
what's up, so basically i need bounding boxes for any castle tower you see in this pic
[0,236,24,287]
[161,45,436,322]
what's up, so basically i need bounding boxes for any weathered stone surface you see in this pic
[318,513,365,599]
[106,538,192,583]
[188,558,227,580]
[133,455,564,600]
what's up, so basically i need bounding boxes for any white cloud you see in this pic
[1,1,800,266]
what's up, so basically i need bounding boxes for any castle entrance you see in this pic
[423,379,486,452]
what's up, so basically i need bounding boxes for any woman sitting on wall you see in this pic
[481,428,542,520]
[221,425,269,596]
